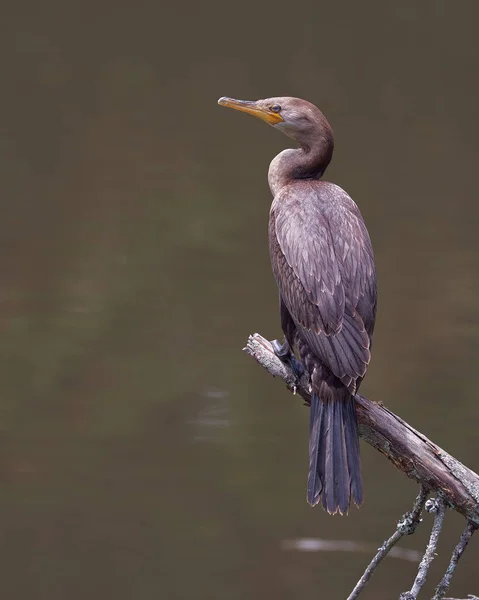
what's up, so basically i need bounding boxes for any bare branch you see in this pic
[433,522,478,600]
[400,497,447,599]
[244,333,479,526]
[244,333,478,597]
[346,486,428,600]
[443,596,479,600]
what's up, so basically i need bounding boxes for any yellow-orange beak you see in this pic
[218,97,284,125]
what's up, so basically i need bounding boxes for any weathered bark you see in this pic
[244,333,479,525]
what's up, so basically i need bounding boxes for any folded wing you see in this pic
[270,183,377,393]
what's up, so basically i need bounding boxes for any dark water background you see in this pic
[1,1,478,598]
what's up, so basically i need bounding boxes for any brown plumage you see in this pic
[218,96,377,514]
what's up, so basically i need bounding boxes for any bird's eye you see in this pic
[270,104,281,113]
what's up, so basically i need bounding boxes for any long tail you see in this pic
[307,393,363,514]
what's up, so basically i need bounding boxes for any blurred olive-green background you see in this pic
[1,0,478,598]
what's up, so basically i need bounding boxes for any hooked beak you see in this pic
[218,97,284,125]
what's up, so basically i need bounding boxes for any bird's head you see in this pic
[218,96,332,151]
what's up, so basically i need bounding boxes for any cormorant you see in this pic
[218,96,377,515]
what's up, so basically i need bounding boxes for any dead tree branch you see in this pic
[433,522,478,600]
[400,497,447,599]
[244,332,479,597]
[244,333,479,525]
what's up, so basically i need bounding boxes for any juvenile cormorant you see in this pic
[218,96,377,515]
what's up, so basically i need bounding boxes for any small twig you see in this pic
[346,486,428,600]
[443,596,479,600]
[433,522,478,600]
[400,496,447,600]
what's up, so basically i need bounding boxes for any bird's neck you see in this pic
[268,140,333,197]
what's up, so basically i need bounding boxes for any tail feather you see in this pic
[344,397,363,506]
[307,393,363,514]
[307,394,323,505]
[323,400,337,513]
[330,400,350,514]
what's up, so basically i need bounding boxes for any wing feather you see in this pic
[269,182,376,389]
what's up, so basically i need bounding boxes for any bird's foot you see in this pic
[271,338,305,391]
